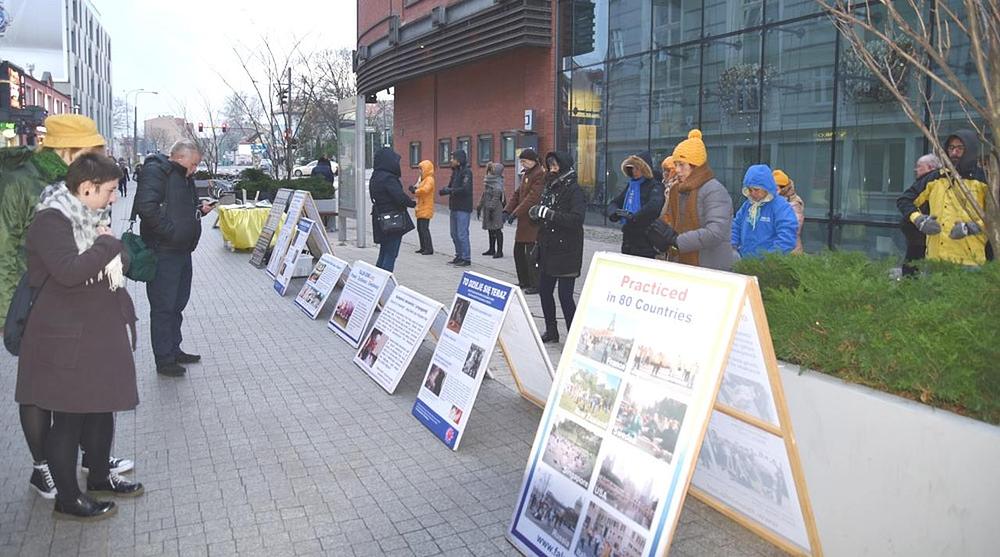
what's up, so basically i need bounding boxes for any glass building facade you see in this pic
[556,0,981,256]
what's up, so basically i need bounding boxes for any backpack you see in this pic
[3,272,48,356]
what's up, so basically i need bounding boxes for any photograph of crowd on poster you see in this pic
[332,300,354,328]
[523,470,585,551]
[327,262,391,346]
[460,344,485,379]
[612,381,688,464]
[593,449,663,529]
[575,309,635,371]
[357,328,389,367]
[717,301,779,425]
[573,502,647,557]
[541,416,604,489]
[294,255,348,319]
[629,343,700,390]
[558,362,622,428]
[718,374,775,424]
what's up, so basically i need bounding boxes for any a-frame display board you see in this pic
[265,190,332,278]
[506,252,822,557]
[250,188,293,268]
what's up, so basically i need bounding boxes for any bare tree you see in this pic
[298,48,357,158]
[819,0,1000,254]
[145,128,173,154]
[112,96,132,161]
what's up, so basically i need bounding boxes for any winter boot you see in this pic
[482,230,496,256]
[493,230,504,258]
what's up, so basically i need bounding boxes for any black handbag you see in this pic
[375,210,413,235]
[4,272,49,356]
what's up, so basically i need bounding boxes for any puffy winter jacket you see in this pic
[606,152,666,258]
[536,152,586,278]
[670,178,734,271]
[732,165,798,258]
[414,160,435,220]
[135,154,202,252]
[442,150,473,212]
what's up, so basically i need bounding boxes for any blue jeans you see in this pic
[146,250,193,365]
[376,234,403,272]
[450,211,472,261]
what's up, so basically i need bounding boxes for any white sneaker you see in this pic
[30,463,57,499]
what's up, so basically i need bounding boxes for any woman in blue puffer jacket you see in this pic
[732,164,798,258]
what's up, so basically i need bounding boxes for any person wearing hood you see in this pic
[897,129,990,266]
[409,160,435,255]
[136,139,213,377]
[370,147,416,272]
[773,169,805,254]
[504,148,545,293]
[606,152,665,258]
[477,162,507,258]
[732,164,799,258]
[439,150,474,267]
[647,130,734,271]
[530,152,585,343]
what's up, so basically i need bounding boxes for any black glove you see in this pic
[646,220,678,252]
[502,211,512,223]
[949,221,982,239]
[439,187,452,196]
[408,185,417,194]
[914,214,942,235]
[528,205,553,221]
[617,209,636,223]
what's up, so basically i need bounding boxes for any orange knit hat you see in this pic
[672,129,707,167]
[772,169,791,186]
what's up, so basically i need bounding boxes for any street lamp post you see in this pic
[128,89,158,165]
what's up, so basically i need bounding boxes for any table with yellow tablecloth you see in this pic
[216,205,285,250]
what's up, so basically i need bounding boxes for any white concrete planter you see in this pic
[314,198,338,213]
[778,362,999,556]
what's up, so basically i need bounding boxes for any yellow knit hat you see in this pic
[672,129,707,167]
[42,114,106,149]
[773,169,791,186]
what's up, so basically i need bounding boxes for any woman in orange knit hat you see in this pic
[646,129,734,270]
[772,169,804,254]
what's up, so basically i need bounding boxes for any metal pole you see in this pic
[355,94,367,248]
[286,67,293,180]
[133,103,138,166]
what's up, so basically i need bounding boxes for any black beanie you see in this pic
[518,148,539,163]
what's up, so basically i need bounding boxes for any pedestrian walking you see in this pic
[477,161,506,258]
[647,130,734,271]
[369,147,416,272]
[117,158,130,197]
[732,164,799,258]
[504,148,545,293]
[0,114,133,501]
[899,154,941,276]
[531,152,585,344]
[606,152,665,259]
[135,140,214,377]
[410,160,435,255]
[439,150,473,267]
[18,153,144,521]
[772,169,805,254]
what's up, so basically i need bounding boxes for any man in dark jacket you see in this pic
[606,152,666,258]
[135,140,213,377]
[439,150,473,267]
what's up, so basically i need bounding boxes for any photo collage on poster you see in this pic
[518,301,711,557]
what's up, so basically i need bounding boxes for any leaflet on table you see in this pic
[294,254,350,319]
[266,191,307,277]
[716,299,779,426]
[507,253,746,557]
[354,286,442,393]
[273,218,314,296]
[327,261,392,347]
[412,272,514,450]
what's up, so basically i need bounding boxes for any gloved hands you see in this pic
[502,211,514,224]
[528,205,553,221]
[408,185,417,194]
[949,221,982,239]
[439,187,452,196]
[914,214,942,235]
[646,220,678,252]
[609,208,635,223]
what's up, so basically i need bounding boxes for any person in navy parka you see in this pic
[732,164,799,258]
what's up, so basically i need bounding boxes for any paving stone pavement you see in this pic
[0,189,786,556]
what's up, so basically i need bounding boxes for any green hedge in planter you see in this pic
[735,252,999,424]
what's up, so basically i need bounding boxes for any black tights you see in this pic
[539,272,576,331]
[46,412,113,503]
[20,404,51,464]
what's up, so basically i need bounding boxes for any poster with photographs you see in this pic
[692,411,810,552]
[294,254,349,319]
[412,272,514,450]
[327,260,393,347]
[354,286,443,393]
[717,299,780,426]
[266,190,308,277]
[508,253,749,557]
[250,188,292,268]
[497,288,556,407]
[272,218,314,296]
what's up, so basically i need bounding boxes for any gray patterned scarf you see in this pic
[37,182,125,290]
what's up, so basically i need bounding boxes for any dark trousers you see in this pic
[417,218,433,254]
[376,234,403,272]
[539,272,576,330]
[146,250,193,365]
[47,411,112,503]
[513,242,538,288]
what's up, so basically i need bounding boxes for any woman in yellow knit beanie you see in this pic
[772,169,804,253]
[646,129,734,270]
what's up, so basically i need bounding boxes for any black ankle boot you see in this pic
[53,495,117,522]
[483,231,496,256]
[493,231,504,258]
[541,328,560,343]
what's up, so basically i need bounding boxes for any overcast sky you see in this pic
[93,0,356,126]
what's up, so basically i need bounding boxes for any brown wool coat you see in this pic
[15,209,138,414]
[504,164,545,243]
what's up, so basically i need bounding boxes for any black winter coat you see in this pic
[606,152,665,258]
[536,152,586,278]
[135,154,202,252]
[369,147,416,244]
[442,150,474,212]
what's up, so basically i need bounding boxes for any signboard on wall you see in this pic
[0,0,69,82]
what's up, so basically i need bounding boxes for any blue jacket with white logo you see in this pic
[732,164,799,258]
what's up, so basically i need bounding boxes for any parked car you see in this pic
[293,160,318,177]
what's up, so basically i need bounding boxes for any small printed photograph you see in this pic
[718,374,775,424]
[541,415,603,489]
[277,260,288,278]
[558,363,622,428]
[461,343,485,379]
[449,405,464,425]
[423,364,446,397]
[296,284,325,313]
[612,382,688,464]
[576,310,635,371]
[523,470,585,550]
[332,298,355,328]
[307,261,327,283]
[699,428,791,507]
[573,502,647,557]
[629,344,699,390]
[358,327,389,368]
[447,297,471,334]
[593,450,661,529]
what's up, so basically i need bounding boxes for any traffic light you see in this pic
[278,88,288,105]
[198,122,204,132]
[221,122,228,133]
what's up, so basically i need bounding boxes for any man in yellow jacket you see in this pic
[897,129,990,266]
[409,160,435,255]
